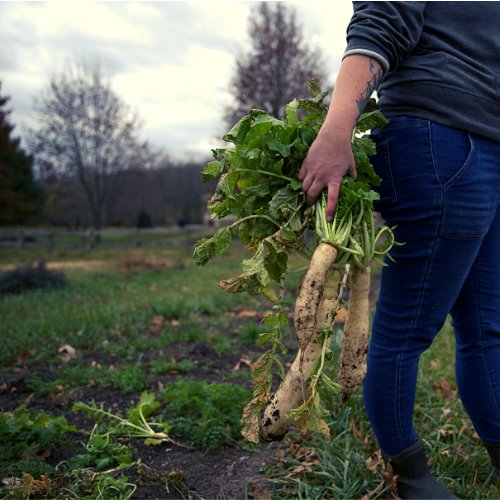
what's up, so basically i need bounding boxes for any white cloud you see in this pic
[0,0,355,160]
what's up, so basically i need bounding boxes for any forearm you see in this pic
[299,54,384,219]
[319,54,383,143]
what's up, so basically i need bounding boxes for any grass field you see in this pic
[0,234,498,499]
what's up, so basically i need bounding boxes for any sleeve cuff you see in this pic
[342,48,390,73]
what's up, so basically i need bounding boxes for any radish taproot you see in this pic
[260,243,338,440]
[338,265,371,397]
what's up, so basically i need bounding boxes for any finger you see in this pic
[298,161,308,181]
[348,163,357,180]
[326,181,341,221]
[298,164,306,181]
[301,173,314,195]
[306,178,324,205]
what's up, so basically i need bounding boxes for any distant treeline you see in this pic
[38,160,215,229]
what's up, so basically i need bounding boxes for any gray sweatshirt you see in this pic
[344,1,500,142]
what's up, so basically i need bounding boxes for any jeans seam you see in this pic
[476,263,500,426]
[395,227,439,450]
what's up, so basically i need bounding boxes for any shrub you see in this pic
[0,261,67,295]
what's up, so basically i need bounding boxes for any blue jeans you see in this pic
[364,116,500,456]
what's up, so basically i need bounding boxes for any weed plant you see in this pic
[161,380,251,453]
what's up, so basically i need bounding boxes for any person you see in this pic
[299,2,500,498]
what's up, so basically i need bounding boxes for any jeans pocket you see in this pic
[370,140,397,213]
[430,122,474,189]
[432,131,492,238]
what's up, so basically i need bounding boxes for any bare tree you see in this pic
[225,2,328,126]
[28,62,159,231]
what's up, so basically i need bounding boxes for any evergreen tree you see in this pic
[0,83,44,225]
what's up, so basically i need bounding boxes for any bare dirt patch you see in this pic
[0,260,106,272]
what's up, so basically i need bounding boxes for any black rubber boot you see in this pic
[484,441,500,481]
[385,440,457,499]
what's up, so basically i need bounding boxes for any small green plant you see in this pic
[69,425,135,472]
[0,407,74,479]
[149,358,195,375]
[237,321,266,345]
[62,469,137,500]
[161,380,251,453]
[73,391,173,446]
[92,474,137,500]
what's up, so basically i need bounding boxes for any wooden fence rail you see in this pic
[0,226,210,251]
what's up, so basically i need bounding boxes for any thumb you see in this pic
[348,163,358,180]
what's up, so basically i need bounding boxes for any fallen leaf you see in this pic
[248,481,271,500]
[236,309,259,318]
[351,419,365,440]
[19,473,51,497]
[149,315,166,335]
[233,357,252,371]
[57,344,77,363]
[365,450,384,475]
[441,408,452,419]
[15,351,32,363]
[433,378,456,400]
[430,359,441,370]
[459,419,469,436]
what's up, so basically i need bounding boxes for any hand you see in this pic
[298,132,357,221]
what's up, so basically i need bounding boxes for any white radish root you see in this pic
[260,243,338,440]
[338,265,371,398]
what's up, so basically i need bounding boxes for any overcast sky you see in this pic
[0,1,354,161]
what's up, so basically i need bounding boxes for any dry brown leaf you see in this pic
[441,408,452,419]
[248,481,271,500]
[429,359,441,370]
[15,351,32,363]
[433,378,456,400]
[149,315,166,335]
[459,419,469,436]
[233,357,252,371]
[57,344,77,363]
[351,419,365,440]
[236,309,259,318]
[365,450,384,475]
[19,473,51,497]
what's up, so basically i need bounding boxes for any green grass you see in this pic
[1,243,499,498]
[0,245,253,367]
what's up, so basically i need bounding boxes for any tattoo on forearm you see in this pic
[356,58,383,116]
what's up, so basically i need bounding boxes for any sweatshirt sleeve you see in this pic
[343,1,427,72]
